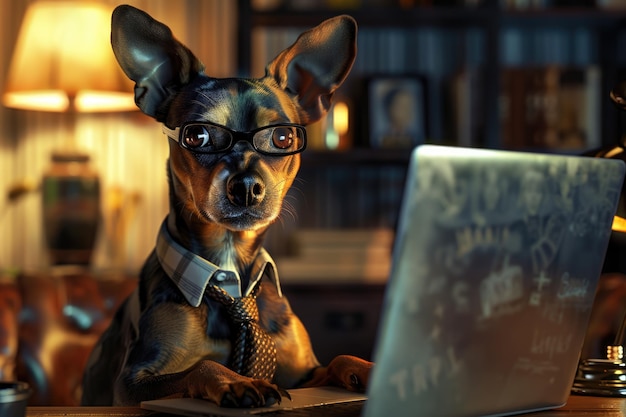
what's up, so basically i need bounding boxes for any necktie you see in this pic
[205,282,277,380]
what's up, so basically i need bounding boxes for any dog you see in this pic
[81,4,372,408]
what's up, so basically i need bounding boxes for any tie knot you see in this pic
[228,296,259,323]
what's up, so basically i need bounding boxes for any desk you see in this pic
[21,395,626,416]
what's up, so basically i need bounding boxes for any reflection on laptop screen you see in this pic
[364,145,625,417]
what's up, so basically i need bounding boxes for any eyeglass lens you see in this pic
[181,124,305,154]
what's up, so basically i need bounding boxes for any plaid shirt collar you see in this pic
[155,220,282,307]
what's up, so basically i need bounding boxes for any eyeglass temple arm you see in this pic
[162,125,179,141]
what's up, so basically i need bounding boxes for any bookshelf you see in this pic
[236,0,626,257]
[236,0,626,363]
[238,0,501,148]
[237,0,626,151]
[237,0,626,261]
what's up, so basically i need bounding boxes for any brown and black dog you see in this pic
[81,4,372,408]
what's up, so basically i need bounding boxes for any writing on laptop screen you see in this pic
[364,145,625,417]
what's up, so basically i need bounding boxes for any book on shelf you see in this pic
[292,163,407,229]
[275,228,394,283]
[448,67,485,147]
[499,65,600,151]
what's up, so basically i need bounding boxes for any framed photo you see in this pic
[368,76,427,149]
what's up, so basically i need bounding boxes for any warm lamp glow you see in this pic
[333,101,350,136]
[2,1,135,112]
[613,216,626,233]
[75,91,136,112]
[590,146,626,234]
[3,90,70,112]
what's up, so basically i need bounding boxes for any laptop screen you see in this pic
[364,145,625,417]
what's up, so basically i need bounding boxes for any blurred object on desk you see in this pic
[0,381,31,417]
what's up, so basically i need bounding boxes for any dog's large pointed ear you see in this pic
[265,15,357,124]
[110,5,205,120]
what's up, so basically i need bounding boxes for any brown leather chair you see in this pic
[0,267,135,406]
[0,277,21,382]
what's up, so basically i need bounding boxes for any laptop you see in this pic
[142,144,625,417]
[363,145,625,417]
[140,386,365,416]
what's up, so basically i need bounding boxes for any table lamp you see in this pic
[3,1,135,113]
[2,1,135,266]
[571,81,626,396]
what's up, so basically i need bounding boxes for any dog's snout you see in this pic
[227,172,266,207]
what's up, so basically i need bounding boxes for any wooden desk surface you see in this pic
[22,395,626,416]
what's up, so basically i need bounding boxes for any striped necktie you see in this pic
[205,279,277,380]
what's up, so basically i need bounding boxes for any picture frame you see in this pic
[367,75,427,149]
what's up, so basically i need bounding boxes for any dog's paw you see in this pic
[219,380,290,408]
[326,355,373,392]
[186,361,289,408]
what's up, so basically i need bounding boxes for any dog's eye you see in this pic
[183,125,212,148]
[271,127,295,150]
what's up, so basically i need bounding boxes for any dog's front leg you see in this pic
[184,360,287,407]
[115,358,286,407]
[111,298,288,407]
[303,355,373,393]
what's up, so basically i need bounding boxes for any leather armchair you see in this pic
[0,267,135,406]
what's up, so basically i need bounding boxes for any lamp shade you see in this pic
[3,1,135,112]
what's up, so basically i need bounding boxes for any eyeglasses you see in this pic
[162,122,307,156]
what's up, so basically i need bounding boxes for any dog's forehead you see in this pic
[170,77,298,130]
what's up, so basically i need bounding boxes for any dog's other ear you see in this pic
[265,15,357,124]
[110,5,205,120]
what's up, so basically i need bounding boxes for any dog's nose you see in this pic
[227,172,266,207]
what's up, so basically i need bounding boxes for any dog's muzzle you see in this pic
[227,172,266,207]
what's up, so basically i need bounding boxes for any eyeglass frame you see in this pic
[162,121,307,156]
